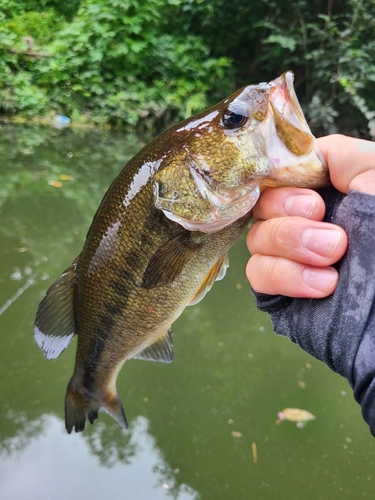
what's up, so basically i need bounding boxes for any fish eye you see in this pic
[221,103,249,130]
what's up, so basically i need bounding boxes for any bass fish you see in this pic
[34,72,329,433]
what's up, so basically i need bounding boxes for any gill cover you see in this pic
[153,71,328,233]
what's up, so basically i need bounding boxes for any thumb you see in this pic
[317,135,375,194]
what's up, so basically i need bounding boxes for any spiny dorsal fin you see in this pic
[134,328,174,363]
[142,231,201,288]
[34,258,78,360]
[189,253,229,306]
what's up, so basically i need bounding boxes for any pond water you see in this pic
[0,124,375,500]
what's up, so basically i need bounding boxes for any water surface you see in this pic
[0,125,374,500]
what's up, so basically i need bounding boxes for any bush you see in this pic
[256,0,375,137]
[3,10,65,45]
[0,0,374,136]
[39,0,231,127]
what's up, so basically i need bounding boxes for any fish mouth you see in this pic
[269,72,308,137]
[264,72,330,188]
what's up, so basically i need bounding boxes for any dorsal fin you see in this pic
[134,328,174,363]
[189,253,229,306]
[142,231,201,288]
[34,259,78,360]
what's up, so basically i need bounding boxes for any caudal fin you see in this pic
[65,383,128,433]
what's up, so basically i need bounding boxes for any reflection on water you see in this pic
[1,124,375,500]
[0,415,197,500]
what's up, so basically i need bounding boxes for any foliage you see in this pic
[0,17,49,116]
[256,0,375,137]
[2,11,65,44]
[0,0,80,21]
[40,0,231,126]
[0,0,68,116]
[169,0,268,81]
[0,0,374,136]
[0,0,231,127]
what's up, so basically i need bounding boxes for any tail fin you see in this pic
[65,383,128,434]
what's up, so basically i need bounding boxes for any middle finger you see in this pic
[247,217,347,267]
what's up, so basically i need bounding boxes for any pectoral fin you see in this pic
[189,253,229,306]
[34,258,78,360]
[142,231,201,288]
[134,328,174,363]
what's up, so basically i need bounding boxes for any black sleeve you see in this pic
[252,187,375,436]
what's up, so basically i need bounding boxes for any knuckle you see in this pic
[246,221,262,253]
[267,217,292,250]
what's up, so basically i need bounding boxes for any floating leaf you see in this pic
[276,408,315,426]
[231,431,243,438]
[48,180,63,188]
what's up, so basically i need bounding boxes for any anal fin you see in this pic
[134,328,174,363]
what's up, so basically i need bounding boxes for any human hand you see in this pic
[246,134,375,436]
[246,134,375,298]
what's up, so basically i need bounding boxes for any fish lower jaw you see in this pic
[264,164,330,189]
[264,142,330,189]
[270,168,331,189]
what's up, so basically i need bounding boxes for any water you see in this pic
[0,124,374,500]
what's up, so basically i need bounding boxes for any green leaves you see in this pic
[0,0,374,136]
[33,0,232,127]
[256,0,375,138]
[264,35,297,52]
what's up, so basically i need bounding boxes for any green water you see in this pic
[0,124,374,500]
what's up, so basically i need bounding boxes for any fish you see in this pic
[34,71,329,433]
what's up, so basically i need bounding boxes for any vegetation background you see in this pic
[0,0,374,137]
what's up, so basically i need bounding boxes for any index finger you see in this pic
[317,135,375,194]
[253,187,326,222]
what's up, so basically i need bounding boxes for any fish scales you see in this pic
[34,72,330,432]
[70,145,248,431]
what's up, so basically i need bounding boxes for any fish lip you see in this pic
[262,161,331,189]
[268,71,307,130]
[261,71,330,186]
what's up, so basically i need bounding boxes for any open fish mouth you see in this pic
[269,72,314,156]
[262,71,329,188]
[155,71,330,235]
[269,72,309,136]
